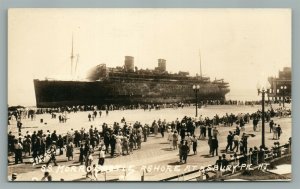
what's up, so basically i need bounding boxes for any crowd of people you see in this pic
[7,104,291,181]
[8,99,291,123]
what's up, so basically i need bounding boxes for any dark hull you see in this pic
[33,79,230,107]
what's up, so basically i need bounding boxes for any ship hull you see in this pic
[33,79,230,107]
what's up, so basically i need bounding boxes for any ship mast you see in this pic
[75,54,79,77]
[70,34,75,77]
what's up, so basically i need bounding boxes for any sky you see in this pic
[8,9,291,106]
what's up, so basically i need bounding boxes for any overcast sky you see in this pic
[8,9,291,106]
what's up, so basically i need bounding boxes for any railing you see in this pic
[160,141,291,181]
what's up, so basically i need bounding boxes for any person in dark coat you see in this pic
[269,120,274,133]
[241,133,249,154]
[207,125,212,138]
[211,136,219,157]
[79,144,84,165]
[180,126,186,140]
[181,141,189,163]
[66,142,74,161]
[221,154,229,170]
[39,140,45,161]
[110,135,116,158]
[17,121,22,133]
[208,136,212,155]
[225,131,233,152]
[104,132,110,154]
[57,135,64,155]
[74,131,81,147]
[215,156,222,171]
[45,135,52,150]
[160,124,165,138]
[32,140,39,164]
[51,131,58,143]
[276,125,282,139]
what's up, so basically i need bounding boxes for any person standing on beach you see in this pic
[142,125,148,142]
[122,137,129,155]
[79,144,85,165]
[181,141,189,163]
[160,123,165,138]
[253,117,259,132]
[172,131,179,150]
[57,135,64,155]
[167,127,173,149]
[212,127,219,139]
[276,125,282,140]
[110,134,116,157]
[46,142,58,166]
[208,136,212,156]
[241,133,249,154]
[192,134,198,155]
[136,131,142,149]
[269,120,274,133]
[178,140,184,163]
[85,151,94,178]
[152,120,158,136]
[17,121,22,133]
[207,125,212,138]
[66,141,74,161]
[225,131,233,152]
[211,136,219,157]
[98,148,105,166]
[273,124,278,140]
[104,132,110,154]
[51,131,58,143]
[14,139,23,164]
[232,132,240,153]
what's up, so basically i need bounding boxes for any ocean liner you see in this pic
[33,55,230,107]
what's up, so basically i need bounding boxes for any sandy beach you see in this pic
[7,104,292,181]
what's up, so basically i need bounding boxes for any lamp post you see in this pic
[257,86,270,149]
[280,85,287,107]
[193,84,200,117]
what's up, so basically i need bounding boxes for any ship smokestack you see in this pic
[158,59,166,72]
[124,56,134,72]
